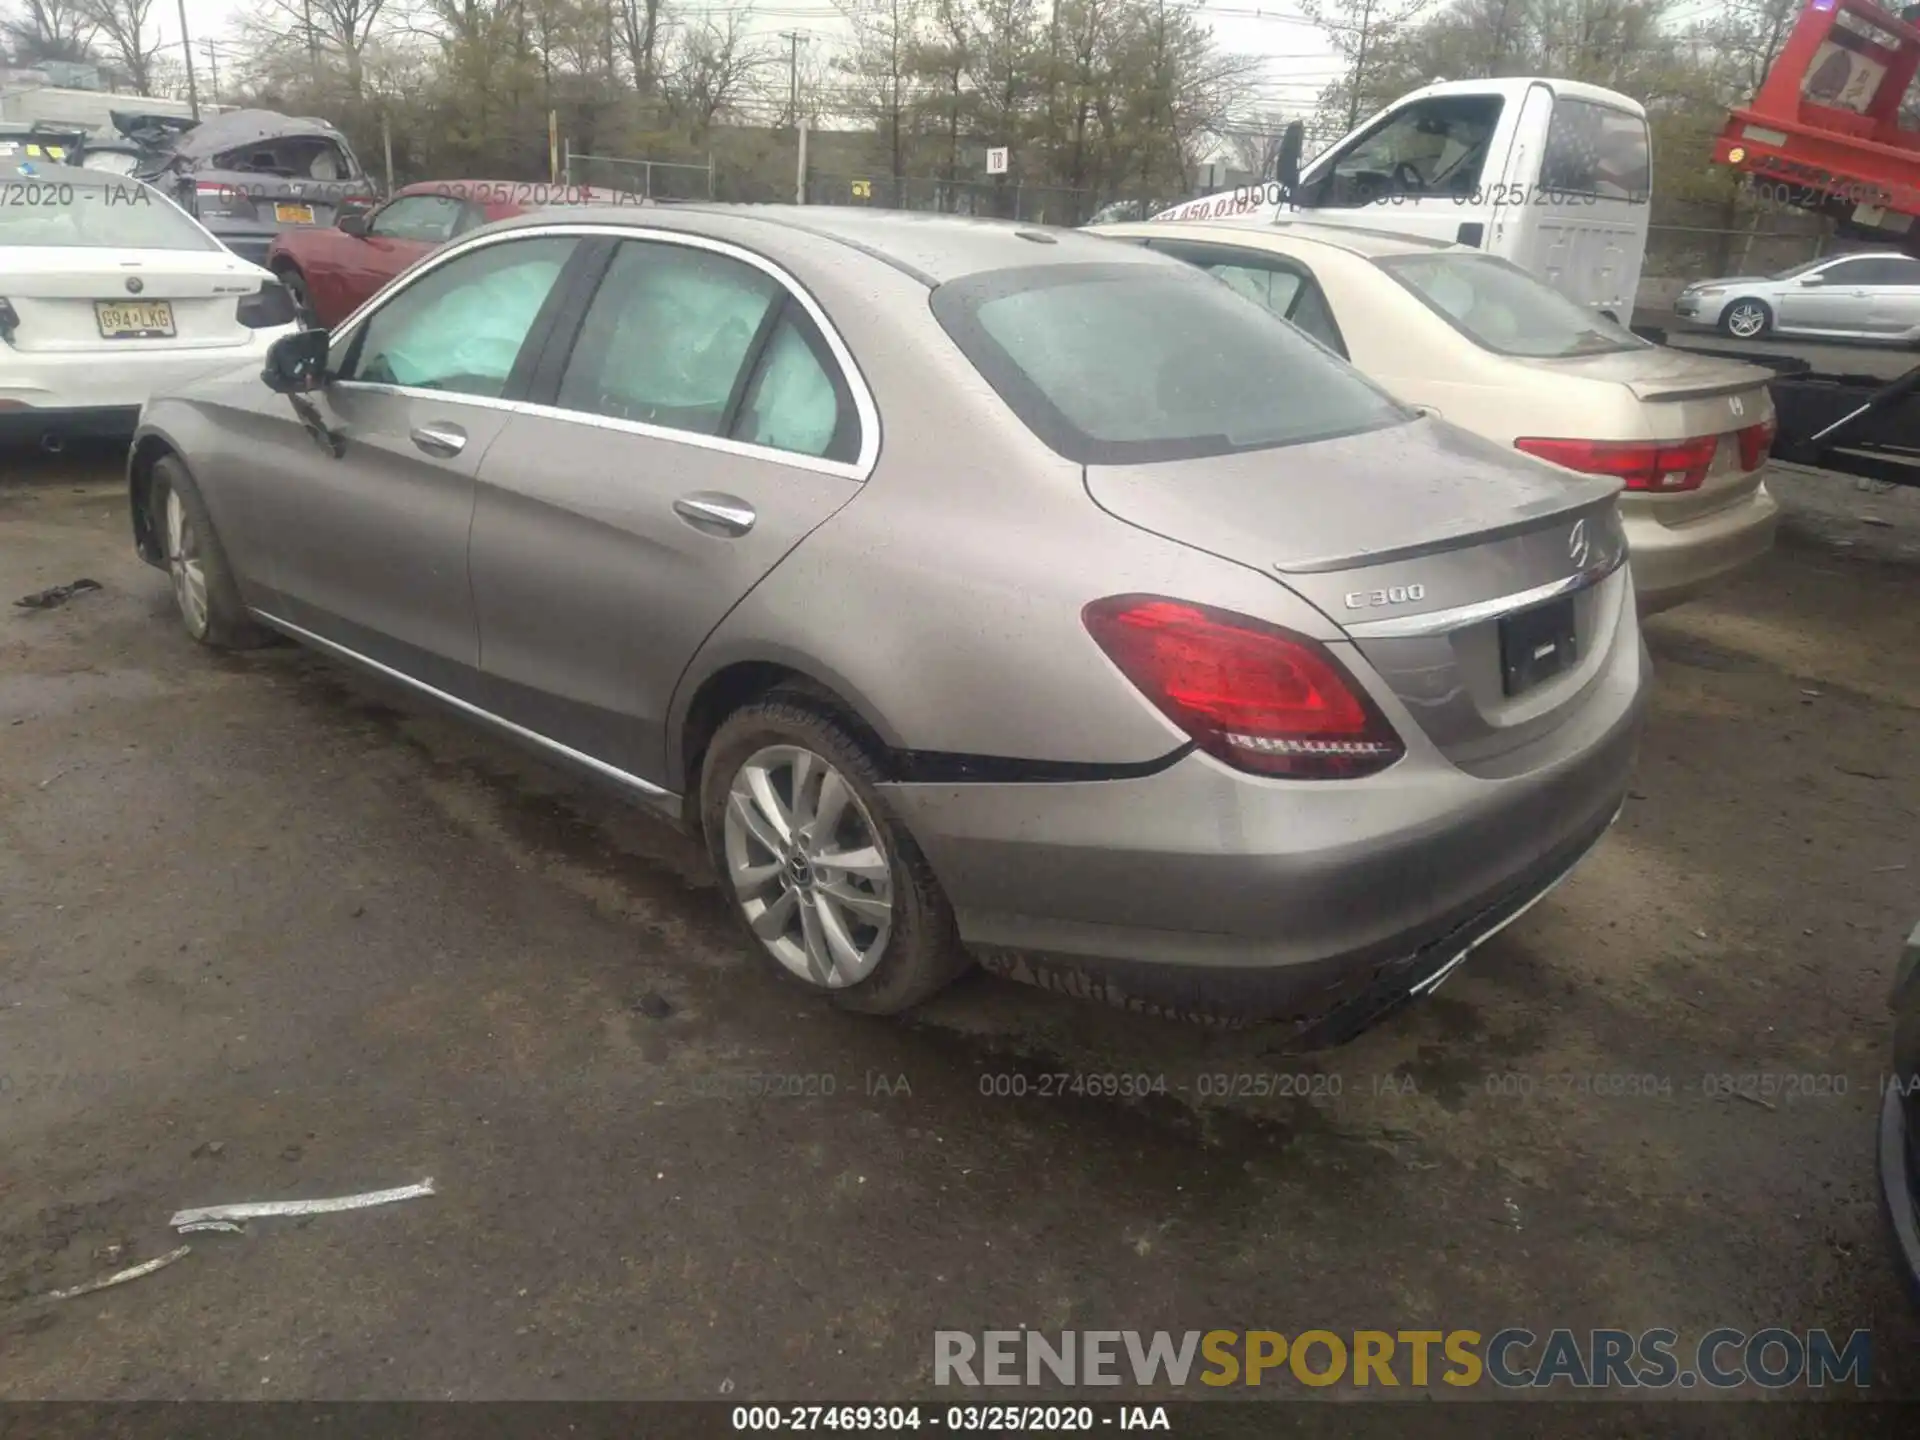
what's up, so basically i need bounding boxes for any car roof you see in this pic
[1108,217,1464,260]
[483,203,1166,285]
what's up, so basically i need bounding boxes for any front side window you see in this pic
[1312,96,1504,208]
[340,235,575,396]
[1378,251,1644,359]
[1817,257,1879,285]
[931,261,1406,465]
[1541,99,1650,202]
[370,194,466,243]
[0,178,217,249]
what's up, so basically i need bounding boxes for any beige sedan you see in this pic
[1095,219,1779,611]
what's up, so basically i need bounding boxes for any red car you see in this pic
[264,179,619,328]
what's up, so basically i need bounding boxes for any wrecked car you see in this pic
[123,109,380,266]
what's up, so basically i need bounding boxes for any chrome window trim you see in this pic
[1342,550,1626,639]
[324,220,881,480]
[252,610,681,814]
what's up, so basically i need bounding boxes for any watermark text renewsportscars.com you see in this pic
[933,1328,1871,1391]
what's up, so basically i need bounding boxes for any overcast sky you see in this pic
[157,0,1343,127]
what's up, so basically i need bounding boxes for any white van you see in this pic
[1153,78,1652,319]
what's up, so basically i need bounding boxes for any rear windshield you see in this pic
[0,178,218,249]
[1541,99,1650,203]
[1377,252,1645,359]
[929,261,1408,464]
[209,135,361,181]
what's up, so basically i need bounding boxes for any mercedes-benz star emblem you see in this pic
[125,276,144,294]
[1568,519,1591,569]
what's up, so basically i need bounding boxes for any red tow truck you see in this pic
[1690,0,1920,484]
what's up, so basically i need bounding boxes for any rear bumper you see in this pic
[880,625,1648,1027]
[0,404,141,445]
[0,333,282,413]
[1626,481,1779,612]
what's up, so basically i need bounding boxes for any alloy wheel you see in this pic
[1727,303,1766,338]
[164,488,209,638]
[721,744,894,988]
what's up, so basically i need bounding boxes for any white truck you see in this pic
[0,82,222,139]
[1154,77,1653,320]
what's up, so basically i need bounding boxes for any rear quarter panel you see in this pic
[666,237,1348,789]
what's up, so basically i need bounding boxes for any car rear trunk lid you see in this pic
[1084,417,1633,771]
[3,248,262,352]
[1537,350,1777,524]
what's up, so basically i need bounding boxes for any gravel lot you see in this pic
[1,445,1917,1432]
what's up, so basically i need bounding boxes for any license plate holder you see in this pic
[274,202,315,224]
[1499,596,1578,697]
[93,300,175,339]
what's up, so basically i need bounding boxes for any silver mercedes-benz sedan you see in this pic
[128,205,1649,1039]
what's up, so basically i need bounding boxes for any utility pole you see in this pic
[175,0,200,120]
[1346,0,1377,131]
[305,0,319,71]
[203,39,220,106]
[780,30,807,130]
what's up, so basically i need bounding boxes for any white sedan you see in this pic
[1,161,297,451]
[1094,218,1781,611]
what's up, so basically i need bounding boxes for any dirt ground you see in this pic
[1,446,1917,1431]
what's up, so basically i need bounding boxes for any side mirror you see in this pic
[1275,121,1305,197]
[1800,274,1825,286]
[262,327,329,394]
[337,211,369,237]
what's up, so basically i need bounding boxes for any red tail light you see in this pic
[1737,416,1776,472]
[1082,596,1404,780]
[1515,435,1720,492]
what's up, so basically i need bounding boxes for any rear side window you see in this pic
[1378,251,1644,359]
[1541,100,1650,202]
[930,262,1406,465]
[554,239,860,462]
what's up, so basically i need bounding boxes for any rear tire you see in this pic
[150,455,270,651]
[699,690,969,1014]
[1721,298,1773,339]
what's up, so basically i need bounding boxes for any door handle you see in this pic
[410,422,467,457]
[673,492,756,537]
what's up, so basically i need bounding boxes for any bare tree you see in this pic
[663,12,769,133]
[616,0,669,96]
[838,0,923,189]
[79,0,160,92]
[2,0,96,64]
[261,0,393,97]
[1297,0,1435,129]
